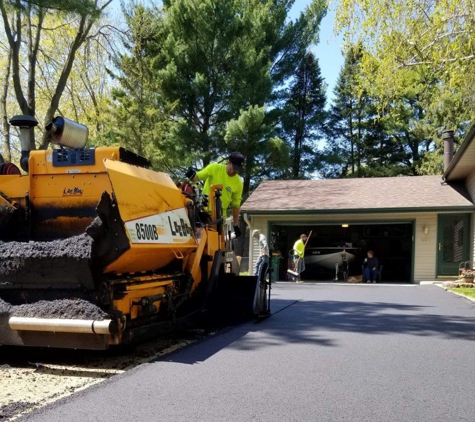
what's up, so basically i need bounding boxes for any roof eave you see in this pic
[242,205,475,215]
[444,125,475,181]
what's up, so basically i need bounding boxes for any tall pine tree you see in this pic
[107,4,187,173]
[280,51,326,179]
[323,46,397,178]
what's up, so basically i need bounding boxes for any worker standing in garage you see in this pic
[292,234,308,283]
[364,250,379,283]
[186,152,245,238]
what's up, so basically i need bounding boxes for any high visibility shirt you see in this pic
[293,239,306,258]
[196,163,243,211]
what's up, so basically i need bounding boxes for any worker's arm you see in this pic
[187,164,212,183]
[232,207,240,227]
[231,178,242,228]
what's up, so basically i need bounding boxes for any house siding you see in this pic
[246,212,459,283]
[465,171,475,201]
[464,171,475,266]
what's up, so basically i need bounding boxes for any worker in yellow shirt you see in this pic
[292,234,308,283]
[186,152,244,238]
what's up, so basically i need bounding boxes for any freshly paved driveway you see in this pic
[22,283,475,422]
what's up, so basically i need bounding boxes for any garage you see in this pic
[241,176,475,283]
[270,222,413,282]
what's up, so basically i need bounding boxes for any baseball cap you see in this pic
[229,152,245,171]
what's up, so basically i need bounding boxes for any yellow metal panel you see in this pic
[103,159,198,274]
[103,159,185,221]
[104,243,197,274]
[28,147,121,175]
[30,173,112,199]
[28,169,112,237]
[186,228,207,293]
[112,279,173,319]
[0,175,29,203]
[125,280,174,291]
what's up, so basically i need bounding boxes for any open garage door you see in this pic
[271,222,413,283]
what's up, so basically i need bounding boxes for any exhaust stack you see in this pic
[443,130,455,172]
[9,115,39,173]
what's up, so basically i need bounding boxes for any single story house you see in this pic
[241,130,475,283]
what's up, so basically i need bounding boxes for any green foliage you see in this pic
[224,104,290,197]
[106,3,187,173]
[270,0,326,87]
[156,0,304,164]
[156,0,258,161]
[0,0,112,151]
[334,0,475,173]
[4,0,100,15]
[322,45,392,178]
[448,288,475,300]
[320,41,465,178]
[115,0,326,187]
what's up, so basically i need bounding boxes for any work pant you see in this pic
[364,267,378,282]
[254,255,269,314]
[254,255,269,282]
[294,256,305,280]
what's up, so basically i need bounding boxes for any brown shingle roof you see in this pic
[241,176,473,213]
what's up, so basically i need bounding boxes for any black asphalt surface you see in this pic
[21,283,475,422]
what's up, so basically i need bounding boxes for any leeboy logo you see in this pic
[226,186,232,193]
[63,187,83,196]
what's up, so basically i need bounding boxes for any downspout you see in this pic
[243,212,251,228]
[243,213,252,274]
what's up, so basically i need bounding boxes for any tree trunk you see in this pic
[39,2,113,150]
[1,47,12,163]
[40,14,88,149]
[25,5,44,149]
[0,4,30,117]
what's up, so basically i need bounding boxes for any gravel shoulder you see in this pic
[0,328,213,421]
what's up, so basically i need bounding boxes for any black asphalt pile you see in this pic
[0,298,108,347]
[0,234,94,287]
[0,233,92,264]
[0,298,12,316]
[0,401,35,420]
[1,297,107,320]
[12,299,108,321]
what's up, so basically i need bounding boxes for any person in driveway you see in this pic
[252,229,269,283]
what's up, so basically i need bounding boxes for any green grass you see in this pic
[449,288,475,300]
